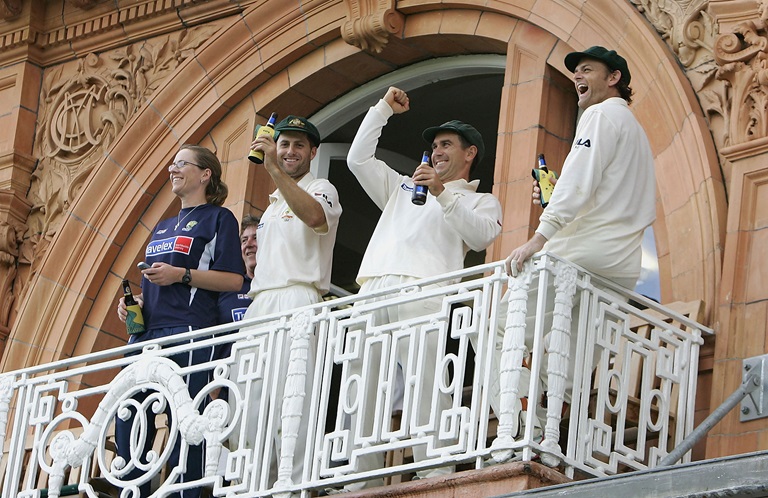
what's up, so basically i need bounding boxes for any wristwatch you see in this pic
[181,268,192,285]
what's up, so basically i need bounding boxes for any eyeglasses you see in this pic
[168,159,203,171]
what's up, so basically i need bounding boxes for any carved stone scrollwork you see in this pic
[18,25,218,304]
[341,0,404,53]
[706,1,768,147]
[631,0,718,90]
[630,0,716,67]
[0,222,19,340]
[0,0,21,20]
[632,0,768,154]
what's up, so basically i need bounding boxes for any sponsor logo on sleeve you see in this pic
[145,236,194,256]
[575,137,591,148]
[313,192,334,208]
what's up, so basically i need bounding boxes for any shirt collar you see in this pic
[444,178,480,192]
[269,171,317,202]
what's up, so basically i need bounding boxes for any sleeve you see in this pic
[437,189,503,252]
[347,99,407,210]
[308,179,343,234]
[536,107,618,240]
[211,209,246,275]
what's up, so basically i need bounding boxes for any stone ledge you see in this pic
[331,462,571,498]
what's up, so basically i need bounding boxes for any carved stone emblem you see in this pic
[16,26,218,309]
[341,0,404,53]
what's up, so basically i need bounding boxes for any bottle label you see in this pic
[248,113,278,164]
[126,304,145,335]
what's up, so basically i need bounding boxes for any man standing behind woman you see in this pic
[217,214,259,327]
[117,144,245,497]
[213,214,260,386]
[231,116,341,486]
[338,86,502,491]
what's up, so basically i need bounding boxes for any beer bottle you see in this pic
[122,279,145,335]
[248,112,278,164]
[411,151,431,205]
[531,153,558,208]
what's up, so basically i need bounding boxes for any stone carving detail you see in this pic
[631,0,718,91]
[17,26,218,304]
[631,0,768,151]
[341,0,404,53]
[704,1,768,147]
[0,0,21,20]
[0,221,20,340]
[632,0,716,68]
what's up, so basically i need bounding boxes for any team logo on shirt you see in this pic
[231,307,248,321]
[181,220,198,232]
[314,192,334,208]
[400,182,416,193]
[575,137,592,148]
[146,236,194,256]
[281,208,295,221]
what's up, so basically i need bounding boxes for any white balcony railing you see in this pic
[0,254,712,497]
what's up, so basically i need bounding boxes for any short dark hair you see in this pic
[240,214,260,234]
[454,133,481,173]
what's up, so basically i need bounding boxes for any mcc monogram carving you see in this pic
[15,25,218,309]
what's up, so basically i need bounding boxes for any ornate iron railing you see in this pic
[0,254,712,497]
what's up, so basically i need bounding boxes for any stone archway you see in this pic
[0,1,723,376]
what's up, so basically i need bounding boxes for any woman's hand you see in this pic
[117,293,143,322]
[141,262,184,286]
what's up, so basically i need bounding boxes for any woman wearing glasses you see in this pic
[116,144,244,497]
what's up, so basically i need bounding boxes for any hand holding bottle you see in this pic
[412,151,431,205]
[119,280,145,335]
[248,112,278,164]
[412,154,444,199]
[531,154,558,207]
[532,176,558,205]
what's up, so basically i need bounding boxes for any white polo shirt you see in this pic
[250,172,342,296]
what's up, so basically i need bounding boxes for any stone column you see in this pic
[493,23,577,261]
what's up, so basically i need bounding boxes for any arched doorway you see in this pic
[1,2,722,378]
[309,55,506,292]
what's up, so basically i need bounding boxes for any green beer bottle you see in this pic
[122,279,145,335]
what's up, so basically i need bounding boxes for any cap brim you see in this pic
[564,51,587,73]
[422,125,446,143]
